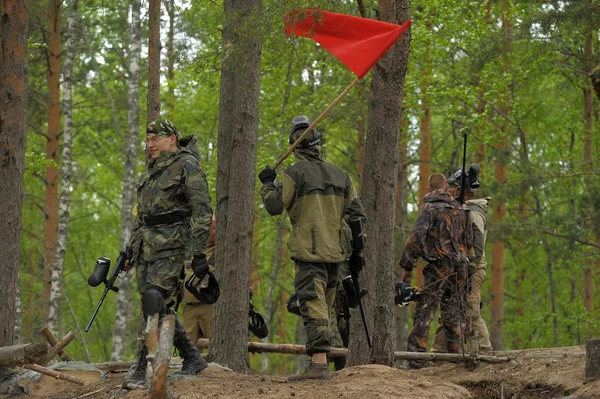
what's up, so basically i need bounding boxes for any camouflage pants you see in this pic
[431,268,491,352]
[182,303,213,347]
[136,253,186,335]
[294,260,340,356]
[407,262,467,354]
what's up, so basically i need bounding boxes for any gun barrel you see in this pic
[351,273,372,348]
[85,288,109,332]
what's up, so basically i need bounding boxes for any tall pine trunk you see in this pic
[43,0,61,315]
[111,0,142,361]
[347,0,410,366]
[166,0,175,119]
[208,0,262,372]
[0,0,28,350]
[48,0,78,336]
[490,0,511,351]
[147,0,161,123]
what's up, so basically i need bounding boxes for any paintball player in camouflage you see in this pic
[399,173,472,369]
[592,65,600,100]
[432,164,492,353]
[122,119,213,389]
[258,115,366,381]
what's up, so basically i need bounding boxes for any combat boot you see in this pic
[122,346,148,390]
[173,318,208,376]
[287,362,331,382]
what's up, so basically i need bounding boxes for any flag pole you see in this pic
[271,76,361,170]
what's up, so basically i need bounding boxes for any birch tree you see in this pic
[111,0,142,361]
[48,0,79,336]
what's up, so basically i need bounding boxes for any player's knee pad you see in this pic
[142,285,166,317]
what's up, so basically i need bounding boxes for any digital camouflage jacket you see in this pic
[399,189,473,271]
[128,136,212,263]
[260,151,366,263]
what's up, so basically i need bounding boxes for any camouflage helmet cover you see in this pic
[146,119,183,140]
[289,115,320,148]
[591,65,600,100]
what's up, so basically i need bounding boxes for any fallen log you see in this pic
[41,331,76,365]
[195,339,509,364]
[0,342,48,367]
[40,327,74,361]
[93,361,135,372]
[22,363,84,385]
[150,315,175,399]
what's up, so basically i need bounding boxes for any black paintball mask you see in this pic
[289,115,320,148]
[286,292,301,316]
[394,281,420,307]
[447,163,481,193]
[248,288,269,338]
[184,271,220,304]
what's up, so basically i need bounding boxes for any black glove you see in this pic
[258,166,277,184]
[191,254,209,277]
[348,250,364,274]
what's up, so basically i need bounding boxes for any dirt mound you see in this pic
[1,346,595,399]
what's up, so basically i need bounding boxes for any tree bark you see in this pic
[150,315,175,399]
[22,364,84,386]
[111,0,142,362]
[0,0,28,350]
[40,327,74,362]
[147,0,161,123]
[166,0,175,119]
[43,0,62,319]
[490,0,511,351]
[347,0,410,367]
[585,339,600,379]
[48,0,78,337]
[41,331,75,365]
[208,0,263,372]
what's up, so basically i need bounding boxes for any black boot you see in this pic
[173,318,208,376]
[122,346,148,390]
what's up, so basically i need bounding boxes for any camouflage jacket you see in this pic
[260,152,366,263]
[128,136,212,263]
[467,197,490,271]
[399,189,472,271]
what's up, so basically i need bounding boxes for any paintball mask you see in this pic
[289,115,320,148]
[447,163,481,192]
[248,288,269,338]
[184,271,220,304]
[394,281,420,307]
[286,292,301,316]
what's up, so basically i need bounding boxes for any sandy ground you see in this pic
[2,346,598,399]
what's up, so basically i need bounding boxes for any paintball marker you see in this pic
[85,251,129,332]
[347,219,372,348]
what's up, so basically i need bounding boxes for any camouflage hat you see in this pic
[146,119,183,140]
[591,65,600,100]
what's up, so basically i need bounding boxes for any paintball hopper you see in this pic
[87,257,118,291]
[184,271,220,304]
[395,281,420,307]
[286,292,301,316]
[447,163,481,192]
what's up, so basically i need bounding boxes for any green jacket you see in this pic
[467,197,490,270]
[260,154,366,263]
[129,136,213,263]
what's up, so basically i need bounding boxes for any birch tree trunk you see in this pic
[347,0,410,367]
[43,0,62,316]
[490,0,512,351]
[147,0,161,123]
[0,0,28,351]
[48,0,79,337]
[111,0,142,361]
[208,0,262,372]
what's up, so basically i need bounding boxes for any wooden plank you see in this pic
[0,342,48,367]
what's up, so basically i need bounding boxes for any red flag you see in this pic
[285,9,412,79]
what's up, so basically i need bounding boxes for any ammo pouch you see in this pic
[140,212,189,227]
